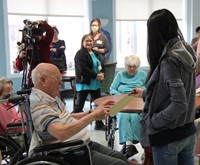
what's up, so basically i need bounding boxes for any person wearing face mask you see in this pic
[110,55,147,159]
[89,18,109,63]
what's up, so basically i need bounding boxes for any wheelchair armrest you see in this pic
[33,139,85,153]
[7,122,22,128]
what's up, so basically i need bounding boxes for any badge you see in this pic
[97,40,102,44]
[98,65,102,71]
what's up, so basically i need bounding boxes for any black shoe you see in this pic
[120,143,126,154]
[94,124,106,131]
[124,145,139,159]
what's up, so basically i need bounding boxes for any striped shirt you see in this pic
[30,88,90,144]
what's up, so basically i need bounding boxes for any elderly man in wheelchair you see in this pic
[23,63,128,165]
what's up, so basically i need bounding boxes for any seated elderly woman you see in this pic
[110,55,147,158]
[0,78,23,136]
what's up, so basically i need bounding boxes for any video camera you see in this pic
[19,19,45,38]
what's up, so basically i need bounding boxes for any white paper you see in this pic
[109,95,135,117]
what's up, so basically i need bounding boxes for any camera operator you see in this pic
[15,20,54,88]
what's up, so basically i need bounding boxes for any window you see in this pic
[116,21,148,67]
[116,21,183,68]
[8,15,45,74]
[7,0,86,74]
[47,17,84,69]
[115,0,183,68]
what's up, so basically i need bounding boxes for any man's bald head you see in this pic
[31,63,62,98]
[32,63,59,85]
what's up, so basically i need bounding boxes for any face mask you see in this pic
[91,26,99,33]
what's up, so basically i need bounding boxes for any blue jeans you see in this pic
[152,134,196,165]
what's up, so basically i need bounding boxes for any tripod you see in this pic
[21,37,40,89]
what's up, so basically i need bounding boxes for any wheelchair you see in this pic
[4,93,93,165]
[16,137,92,165]
[105,115,118,149]
[0,135,20,165]
[0,122,26,165]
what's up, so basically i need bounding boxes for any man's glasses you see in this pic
[42,75,62,81]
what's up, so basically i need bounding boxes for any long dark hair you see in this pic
[146,9,184,81]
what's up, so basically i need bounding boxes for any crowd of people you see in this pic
[0,9,200,165]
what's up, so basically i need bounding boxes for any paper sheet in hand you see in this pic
[110,95,135,117]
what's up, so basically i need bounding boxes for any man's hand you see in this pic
[91,100,115,120]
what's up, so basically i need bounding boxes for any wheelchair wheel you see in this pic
[16,155,71,165]
[107,134,115,149]
[105,116,111,141]
[0,136,21,165]
[10,145,27,165]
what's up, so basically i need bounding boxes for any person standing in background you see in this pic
[73,34,106,131]
[90,18,109,63]
[15,20,54,88]
[134,9,197,165]
[191,26,200,51]
[196,39,200,57]
[196,58,200,88]
[101,28,112,63]
[50,27,67,73]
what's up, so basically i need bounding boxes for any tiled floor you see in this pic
[65,98,200,165]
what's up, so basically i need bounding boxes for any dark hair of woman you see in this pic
[52,26,59,34]
[146,8,184,81]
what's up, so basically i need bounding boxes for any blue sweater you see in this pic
[110,70,147,95]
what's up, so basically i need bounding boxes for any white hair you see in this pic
[124,55,141,67]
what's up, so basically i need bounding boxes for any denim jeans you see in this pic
[152,134,196,165]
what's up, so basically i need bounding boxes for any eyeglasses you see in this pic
[127,65,137,68]
[42,75,62,81]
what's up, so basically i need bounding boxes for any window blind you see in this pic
[7,0,84,16]
[116,0,182,20]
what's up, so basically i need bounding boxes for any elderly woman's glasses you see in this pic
[127,65,137,68]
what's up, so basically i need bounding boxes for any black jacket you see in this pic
[74,48,105,85]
